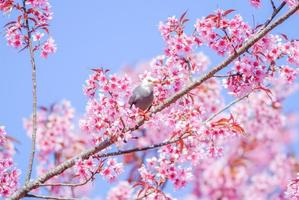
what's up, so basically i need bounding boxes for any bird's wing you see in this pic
[129,93,137,107]
[128,86,140,106]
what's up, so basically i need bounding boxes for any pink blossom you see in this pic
[32,32,45,41]
[0,0,13,13]
[250,0,261,7]
[41,37,57,58]
[0,126,20,198]
[26,0,48,8]
[280,66,298,83]
[285,174,299,200]
[101,159,124,182]
[74,157,96,180]
[106,181,132,200]
[5,27,23,48]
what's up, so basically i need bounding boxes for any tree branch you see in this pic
[205,91,252,123]
[10,3,299,199]
[23,0,38,184]
[26,194,76,200]
[40,169,95,187]
[262,1,286,30]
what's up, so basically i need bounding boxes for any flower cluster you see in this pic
[285,174,299,199]
[24,101,92,196]
[101,158,124,182]
[249,0,299,8]
[194,11,252,56]
[74,157,96,180]
[0,126,20,198]
[1,0,56,57]
[106,181,133,200]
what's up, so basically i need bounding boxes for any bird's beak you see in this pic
[150,79,160,85]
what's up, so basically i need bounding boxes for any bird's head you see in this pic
[141,76,158,88]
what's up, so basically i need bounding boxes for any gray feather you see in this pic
[129,85,154,111]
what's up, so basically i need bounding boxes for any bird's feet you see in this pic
[138,110,151,121]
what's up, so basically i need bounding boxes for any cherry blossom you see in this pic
[106,181,133,200]
[0,0,55,57]
[1,0,299,199]
[0,126,20,198]
[285,174,299,199]
[40,37,56,58]
[250,0,262,7]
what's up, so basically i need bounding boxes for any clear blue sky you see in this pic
[0,0,298,198]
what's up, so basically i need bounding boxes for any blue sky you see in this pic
[0,0,299,198]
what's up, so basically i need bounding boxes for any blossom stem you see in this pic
[23,0,38,184]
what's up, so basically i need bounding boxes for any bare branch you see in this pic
[40,170,96,187]
[213,73,242,78]
[98,137,184,158]
[26,194,77,200]
[205,91,252,123]
[270,0,277,11]
[22,0,38,183]
[10,3,299,199]
[262,1,286,30]
[40,177,92,188]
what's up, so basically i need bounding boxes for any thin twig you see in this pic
[205,91,252,123]
[261,1,286,30]
[270,0,277,11]
[213,73,241,78]
[40,176,93,187]
[23,0,38,184]
[26,193,77,200]
[98,137,183,158]
[10,4,299,199]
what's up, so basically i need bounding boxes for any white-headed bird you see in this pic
[129,77,157,111]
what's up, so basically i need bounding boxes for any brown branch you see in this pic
[10,4,299,199]
[262,1,286,30]
[23,0,38,183]
[40,176,92,188]
[213,73,242,78]
[98,137,183,159]
[40,169,96,187]
[26,194,76,200]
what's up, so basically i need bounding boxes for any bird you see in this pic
[129,77,156,111]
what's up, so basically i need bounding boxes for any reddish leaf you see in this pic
[137,187,146,198]
[132,182,143,188]
[17,15,22,24]
[231,123,246,135]
[91,68,103,73]
[177,138,185,154]
[213,117,230,126]
[179,10,188,23]
[4,21,16,28]
[182,18,189,24]
[42,27,49,34]
[205,14,216,19]
[280,33,288,41]
[255,86,272,100]
[39,106,48,111]
[223,9,235,16]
